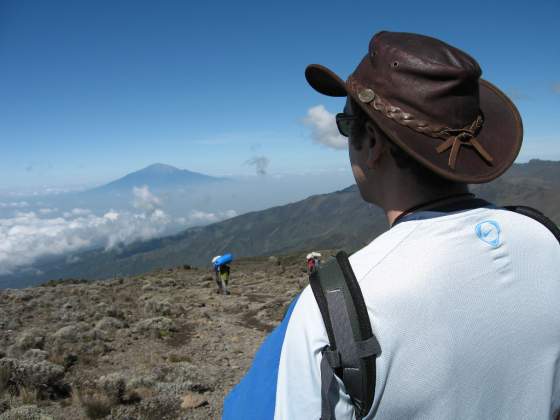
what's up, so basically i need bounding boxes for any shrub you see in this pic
[76,389,114,419]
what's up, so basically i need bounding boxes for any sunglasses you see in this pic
[335,112,363,137]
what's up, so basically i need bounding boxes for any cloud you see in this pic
[38,208,58,215]
[0,201,29,209]
[552,83,560,94]
[245,156,270,176]
[62,208,91,218]
[133,185,161,211]
[188,209,237,224]
[0,188,171,275]
[4,186,88,197]
[303,105,346,150]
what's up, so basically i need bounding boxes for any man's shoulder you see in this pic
[349,221,421,281]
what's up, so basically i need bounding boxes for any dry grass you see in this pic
[168,353,192,363]
[0,365,10,396]
[75,389,115,419]
[19,386,39,405]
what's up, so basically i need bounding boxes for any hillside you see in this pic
[0,252,313,419]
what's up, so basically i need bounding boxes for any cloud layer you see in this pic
[0,186,240,275]
[0,207,170,275]
[304,105,347,150]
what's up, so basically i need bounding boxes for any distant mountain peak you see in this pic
[527,159,559,166]
[92,163,226,192]
[142,163,181,173]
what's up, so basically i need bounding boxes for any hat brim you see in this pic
[305,64,523,184]
[305,64,347,97]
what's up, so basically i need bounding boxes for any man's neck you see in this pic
[384,188,471,227]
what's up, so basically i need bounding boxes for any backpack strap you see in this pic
[504,205,560,244]
[310,251,380,420]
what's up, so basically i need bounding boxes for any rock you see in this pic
[180,392,208,409]
[0,405,54,420]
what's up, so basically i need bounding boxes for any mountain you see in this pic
[3,159,559,288]
[91,163,227,192]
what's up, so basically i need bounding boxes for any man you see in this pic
[223,31,560,419]
[212,254,233,295]
[306,251,322,274]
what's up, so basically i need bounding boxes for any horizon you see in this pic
[1,0,559,190]
[2,157,559,197]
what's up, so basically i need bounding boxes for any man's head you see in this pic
[305,31,523,195]
[341,96,468,206]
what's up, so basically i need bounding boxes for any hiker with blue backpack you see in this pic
[212,254,233,295]
[223,31,560,419]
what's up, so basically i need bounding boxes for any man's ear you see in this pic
[365,121,386,169]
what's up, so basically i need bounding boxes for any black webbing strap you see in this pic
[504,205,560,244]
[310,251,380,420]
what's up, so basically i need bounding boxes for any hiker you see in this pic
[212,254,233,295]
[223,31,560,419]
[306,252,321,274]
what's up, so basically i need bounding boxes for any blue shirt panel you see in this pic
[222,294,300,420]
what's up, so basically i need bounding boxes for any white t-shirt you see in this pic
[275,207,560,419]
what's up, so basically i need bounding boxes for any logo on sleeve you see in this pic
[475,220,501,248]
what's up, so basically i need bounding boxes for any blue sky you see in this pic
[1,0,559,189]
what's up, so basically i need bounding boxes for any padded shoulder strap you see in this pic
[504,205,560,244]
[310,251,380,420]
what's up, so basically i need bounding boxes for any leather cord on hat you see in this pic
[435,114,493,170]
[391,192,477,228]
[349,78,495,170]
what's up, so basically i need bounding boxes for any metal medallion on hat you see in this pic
[358,88,375,103]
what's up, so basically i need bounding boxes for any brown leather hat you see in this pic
[305,31,523,184]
